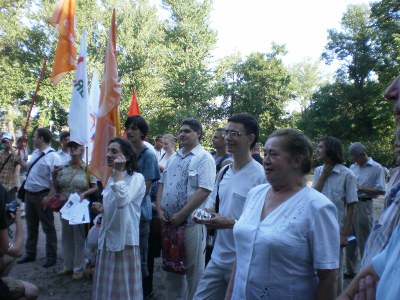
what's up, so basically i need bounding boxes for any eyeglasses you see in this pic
[223,130,246,138]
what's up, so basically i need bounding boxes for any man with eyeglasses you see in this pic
[0,133,23,203]
[194,113,266,300]
[156,118,216,300]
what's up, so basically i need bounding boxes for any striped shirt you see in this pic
[361,167,400,269]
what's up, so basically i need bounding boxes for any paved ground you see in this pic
[9,193,385,299]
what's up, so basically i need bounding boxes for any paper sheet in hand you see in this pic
[60,193,90,224]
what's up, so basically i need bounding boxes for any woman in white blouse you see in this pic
[225,129,339,300]
[91,137,145,300]
[158,133,177,172]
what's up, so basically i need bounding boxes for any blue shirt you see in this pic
[372,222,400,300]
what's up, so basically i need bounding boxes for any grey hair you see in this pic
[349,142,366,156]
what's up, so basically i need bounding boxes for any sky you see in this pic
[208,0,371,65]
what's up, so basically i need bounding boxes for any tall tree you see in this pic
[162,0,217,128]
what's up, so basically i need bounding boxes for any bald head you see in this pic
[384,75,400,124]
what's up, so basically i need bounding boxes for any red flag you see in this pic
[49,0,77,84]
[128,88,141,116]
[90,9,121,186]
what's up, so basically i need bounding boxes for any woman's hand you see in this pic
[113,154,126,172]
[91,202,104,214]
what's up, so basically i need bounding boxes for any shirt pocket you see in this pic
[188,170,198,188]
[233,192,246,206]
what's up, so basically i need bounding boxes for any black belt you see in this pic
[27,189,50,195]
[358,197,372,201]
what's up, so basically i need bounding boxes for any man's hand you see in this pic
[157,207,170,224]
[354,275,376,300]
[340,235,349,248]
[169,211,186,227]
[195,213,235,229]
[91,202,104,214]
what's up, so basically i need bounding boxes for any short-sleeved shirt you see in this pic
[57,162,97,198]
[312,163,358,230]
[25,147,61,192]
[211,160,266,269]
[233,185,339,299]
[350,157,386,198]
[57,149,71,166]
[372,222,400,300]
[160,144,215,224]
[138,146,160,189]
[0,150,20,191]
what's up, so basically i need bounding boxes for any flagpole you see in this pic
[18,26,59,153]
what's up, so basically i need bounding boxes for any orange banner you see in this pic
[49,0,77,84]
[90,9,121,186]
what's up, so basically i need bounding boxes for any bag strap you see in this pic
[25,150,54,179]
[67,167,82,186]
[215,165,230,214]
[0,154,12,174]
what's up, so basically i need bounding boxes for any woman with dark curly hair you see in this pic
[91,137,146,299]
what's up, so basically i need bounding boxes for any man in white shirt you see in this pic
[312,136,358,294]
[345,142,386,278]
[17,128,61,268]
[194,113,266,300]
[56,131,71,166]
[156,118,216,300]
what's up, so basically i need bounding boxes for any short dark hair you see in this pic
[228,113,259,148]
[181,118,203,141]
[59,131,70,141]
[124,116,149,140]
[36,128,52,144]
[155,135,163,142]
[269,128,313,174]
[108,137,139,175]
[319,136,344,164]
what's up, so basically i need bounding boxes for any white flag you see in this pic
[87,68,100,162]
[68,29,88,145]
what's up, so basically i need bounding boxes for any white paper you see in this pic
[60,193,90,224]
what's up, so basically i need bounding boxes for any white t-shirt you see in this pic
[232,185,339,300]
[210,160,266,269]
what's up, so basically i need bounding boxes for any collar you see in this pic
[177,144,203,158]
[330,163,342,174]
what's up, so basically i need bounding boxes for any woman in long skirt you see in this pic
[91,137,145,300]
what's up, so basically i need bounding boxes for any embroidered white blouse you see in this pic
[232,184,339,299]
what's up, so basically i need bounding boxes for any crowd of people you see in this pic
[1,75,400,299]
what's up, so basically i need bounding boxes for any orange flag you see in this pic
[49,0,77,84]
[90,9,121,186]
[128,88,141,116]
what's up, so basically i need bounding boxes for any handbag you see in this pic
[17,180,26,200]
[161,223,186,275]
[43,193,67,212]
[43,167,81,211]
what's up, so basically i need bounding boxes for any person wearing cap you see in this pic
[57,131,71,166]
[46,138,98,280]
[0,133,22,202]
